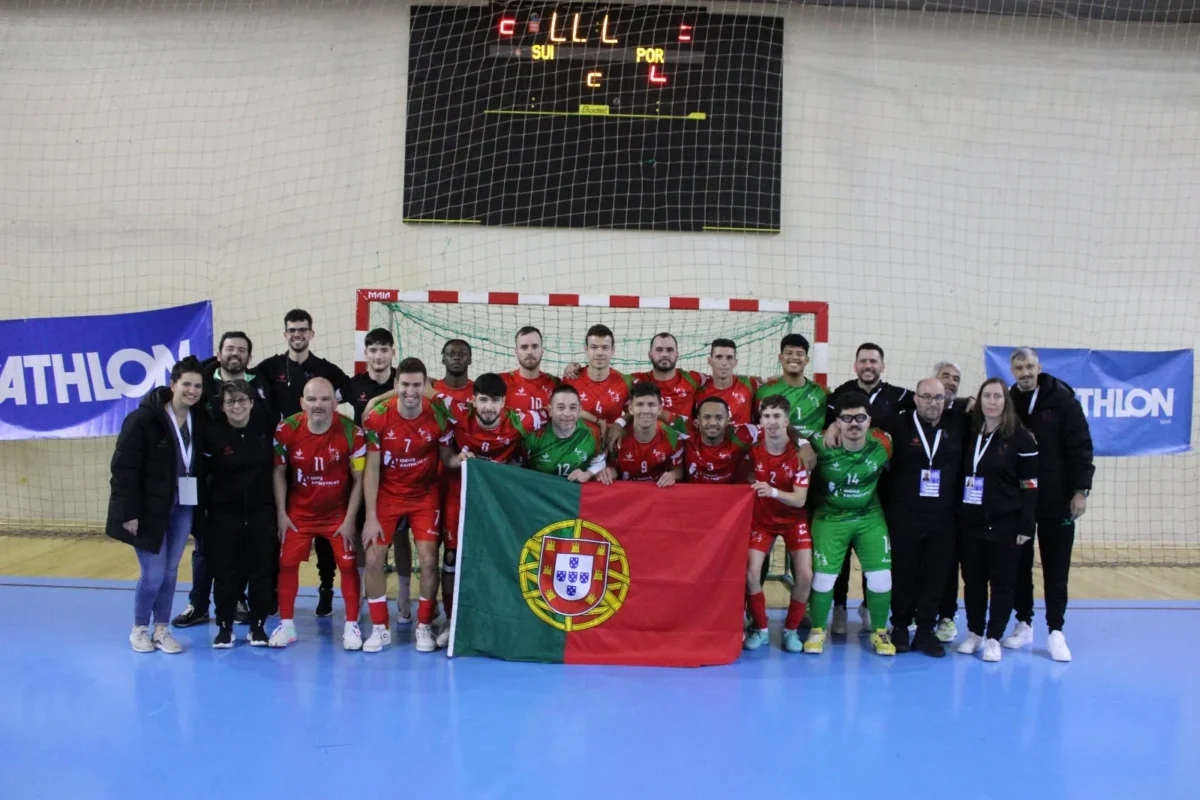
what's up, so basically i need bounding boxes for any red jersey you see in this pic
[432,379,474,418]
[630,369,706,415]
[363,397,454,505]
[750,438,810,529]
[566,369,632,424]
[501,370,558,414]
[693,376,759,426]
[274,413,366,533]
[449,407,529,464]
[614,422,686,482]
[684,422,758,484]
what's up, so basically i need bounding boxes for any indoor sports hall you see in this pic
[1,2,1197,799]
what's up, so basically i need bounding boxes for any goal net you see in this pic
[0,1,1197,574]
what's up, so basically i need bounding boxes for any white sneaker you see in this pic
[362,624,391,653]
[857,603,871,631]
[831,606,849,635]
[152,624,183,654]
[269,620,298,648]
[935,618,958,643]
[415,623,436,652]
[982,638,1002,662]
[130,625,154,653]
[1047,631,1072,662]
[1002,621,1033,650]
[957,633,984,654]
[343,622,363,651]
[435,624,450,650]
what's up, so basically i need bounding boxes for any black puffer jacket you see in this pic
[1011,372,1095,520]
[105,388,205,553]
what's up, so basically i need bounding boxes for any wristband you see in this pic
[771,487,779,499]
[615,417,627,427]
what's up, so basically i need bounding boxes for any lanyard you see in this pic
[168,410,193,476]
[1027,386,1040,414]
[914,416,942,467]
[972,431,995,477]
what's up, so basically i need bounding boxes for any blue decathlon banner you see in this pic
[0,302,213,440]
[983,347,1193,457]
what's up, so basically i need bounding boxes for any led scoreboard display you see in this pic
[403,3,783,232]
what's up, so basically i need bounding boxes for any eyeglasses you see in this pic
[838,413,869,424]
[285,327,311,335]
[917,394,946,403]
[223,398,252,408]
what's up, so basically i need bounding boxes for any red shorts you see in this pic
[749,515,812,554]
[379,494,440,547]
[280,527,358,568]
[441,473,463,550]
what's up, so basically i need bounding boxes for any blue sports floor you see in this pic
[2,578,1198,800]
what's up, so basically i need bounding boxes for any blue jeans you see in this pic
[133,504,194,626]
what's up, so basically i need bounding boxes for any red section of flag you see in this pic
[565,483,753,667]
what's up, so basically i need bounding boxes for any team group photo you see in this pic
[2,1,1196,798]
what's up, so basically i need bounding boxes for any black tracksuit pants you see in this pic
[961,528,1022,641]
[207,510,278,626]
[887,512,956,633]
[939,534,962,620]
[1013,518,1075,632]
[313,536,335,592]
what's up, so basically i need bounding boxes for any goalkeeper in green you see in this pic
[805,390,897,656]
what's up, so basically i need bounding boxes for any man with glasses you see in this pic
[255,309,353,618]
[877,377,966,657]
[805,391,895,657]
[173,331,272,629]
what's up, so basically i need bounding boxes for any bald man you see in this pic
[876,377,968,657]
[270,378,367,650]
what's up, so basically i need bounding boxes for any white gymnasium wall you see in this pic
[1,2,1197,557]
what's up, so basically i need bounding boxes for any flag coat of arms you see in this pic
[449,459,755,667]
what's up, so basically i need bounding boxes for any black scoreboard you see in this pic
[403,3,783,233]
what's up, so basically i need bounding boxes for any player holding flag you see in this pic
[362,358,454,653]
[604,382,686,487]
[270,378,366,650]
[742,396,813,653]
[682,396,757,484]
[518,385,607,480]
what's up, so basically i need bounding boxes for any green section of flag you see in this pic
[451,460,579,662]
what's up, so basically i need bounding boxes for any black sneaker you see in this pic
[892,625,911,653]
[234,601,250,625]
[912,630,946,658]
[212,624,234,649]
[247,622,269,647]
[171,604,210,628]
[315,588,334,618]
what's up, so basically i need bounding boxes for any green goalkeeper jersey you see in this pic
[812,429,893,517]
[755,378,828,439]
[515,415,604,478]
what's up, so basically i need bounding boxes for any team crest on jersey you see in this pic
[607,389,621,401]
[419,428,433,442]
[519,519,629,632]
[293,448,304,460]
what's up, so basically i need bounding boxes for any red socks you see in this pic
[418,597,436,625]
[368,597,389,626]
[339,567,360,622]
[747,591,768,630]
[277,565,300,619]
[785,599,808,631]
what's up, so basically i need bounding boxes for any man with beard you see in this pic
[173,331,271,629]
[502,326,558,414]
[879,377,967,657]
[825,342,913,634]
[1002,346,1094,662]
[631,332,706,416]
[934,360,972,413]
[255,310,353,618]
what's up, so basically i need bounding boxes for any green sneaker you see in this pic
[935,618,958,643]
[782,629,804,653]
[743,628,770,651]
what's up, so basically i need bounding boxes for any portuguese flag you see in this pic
[449,460,755,667]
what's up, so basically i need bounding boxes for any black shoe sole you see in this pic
[172,615,210,629]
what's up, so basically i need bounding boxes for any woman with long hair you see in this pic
[956,378,1039,662]
[107,356,206,653]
